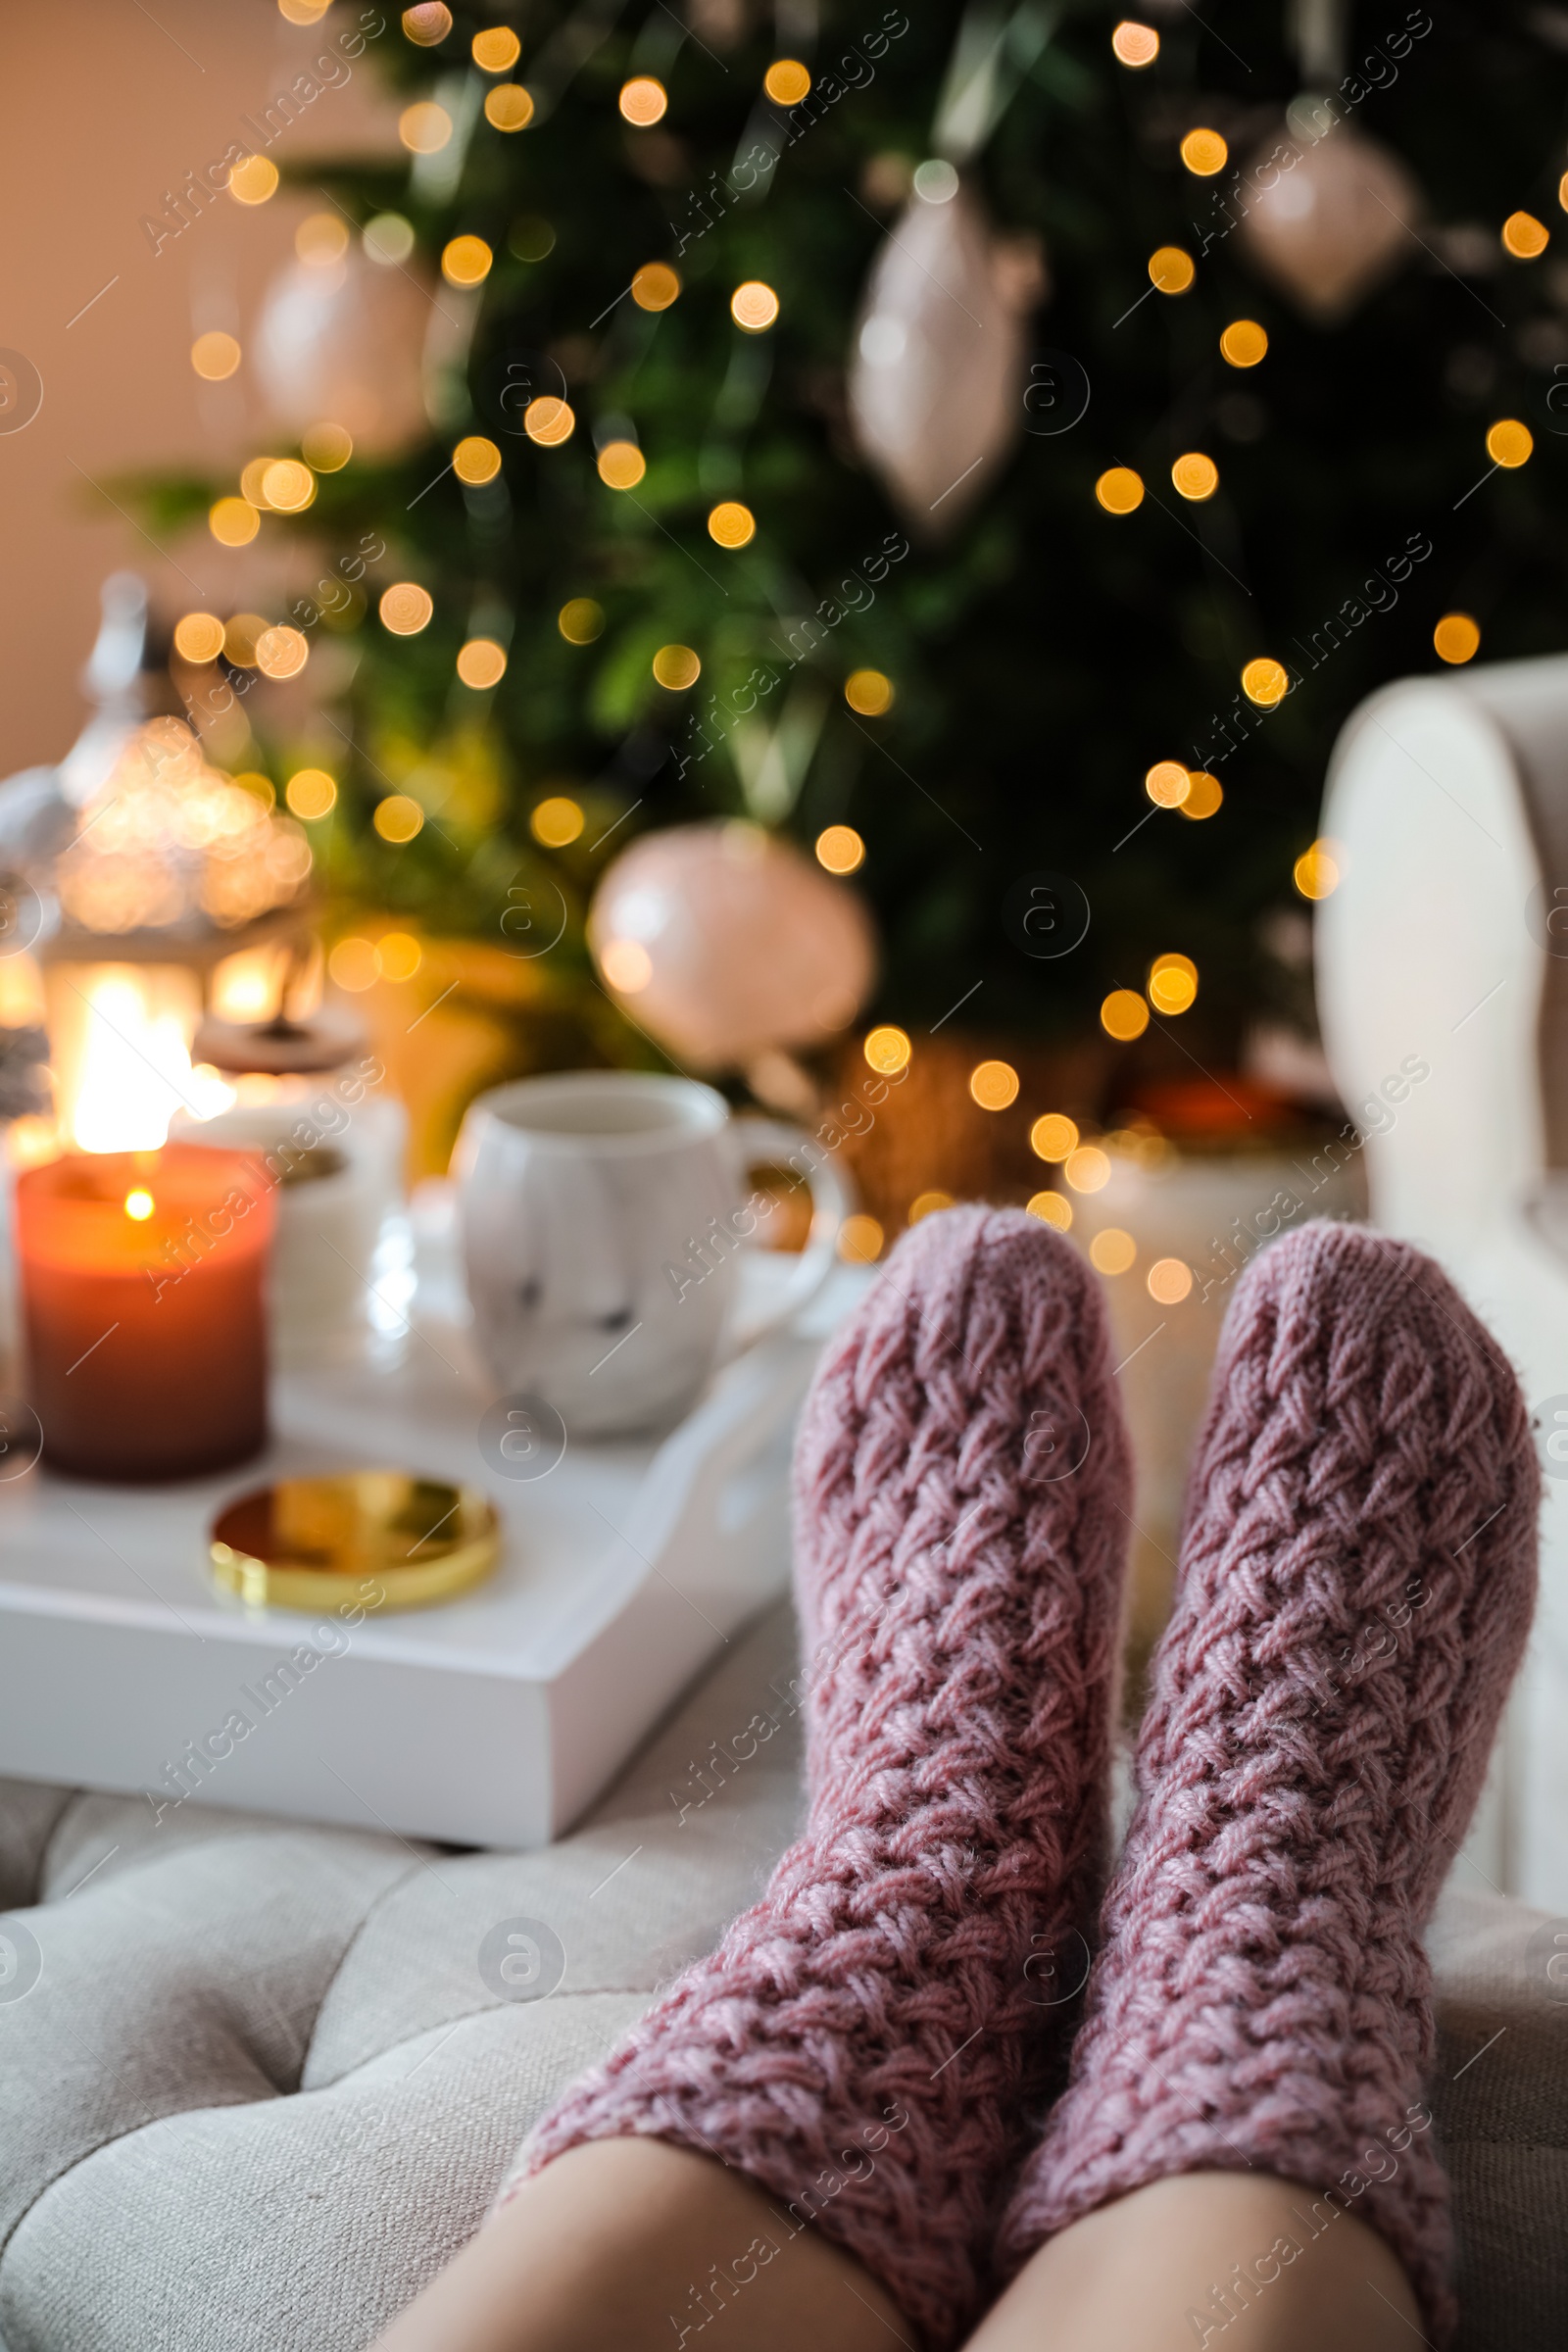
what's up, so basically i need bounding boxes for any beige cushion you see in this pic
[0,1605,1563,2349]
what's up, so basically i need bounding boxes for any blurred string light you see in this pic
[619,76,667,124]
[377,932,422,980]
[597,439,646,488]
[223,614,266,665]
[1171,451,1218,501]
[1181,770,1223,819]
[815,824,864,874]
[443,235,494,287]
[1294,838,1341,899]
[863,1024,911,1074]
[379,582,433,635]
[302,421,353,470]
[838,1213,884,1263]
[297,213,348,266]
[633,263,681,310]
[559,598,604,643]
[1487,416,1533,466]
[365,214,416,265]
[1110,22,1159,66]
[402,4,452,41]
[531,796,584,848]
[457,637,508,688]
[845,668,894,714]
[286,769,337,819]
[191,331,241,380]
[1148,951,1198,1014]
[210,497,259,547]
[399,102,453,153]
[1096,466,1144,514]
[485,85,534,130]
[764,59,811,102]
[1145,760,1191,808]
[172,612,225,663]
[908,1189,954,1223]
[1027,1190,1071,1230]
[708,500,756,547]
[525,396,575,446]
[1065,1144,1110,1191]
[731,280,780,330]
[472,24,520,71]
[374,795,424,843]
[256,625,309,680]
[1434,611,1480,663]
[1101,989,1149,1042]
[652,643,700,687]
[1090,1227,1136,1275]
[1242,656,1289,707]
[969,1059,1019,1109]
[328,937,379,990]
[1150,245,1196,294]
[1502,210,1549,259]
[1220,318,1268,367]
[454,434,502,483]
[227,154,278,205]
[262,458,315,512]
[240,457,281,506]
[1030,1112,1078,1161]
[1180,128,1227,176]
[278,0,329,22]
[1148,1256,1194,1303]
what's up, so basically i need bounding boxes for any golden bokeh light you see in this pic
[1110,22,1159,66]
[379,582,434,636]
[708,500,757,547]
[285,768,337,820]
[764,59,811,103]
[296,213,349,267]
[233,770,276,810]
[1181,771,1224,819]
[227,154,278,205]
[442,235,494,288]
[373,794,425,844]
[969,1058,1020,1111]
[524,395,575,446]
[378,931,422,981]
[210,497,260,547]
[837,1213,884,1264]
[652,642,701,689]
[908,1189,955,1223]
[1090,1227,1137,1276]
[191,331,241,381]
[1294,839,1341,900]
[1150,245,1196,294]
[1096,466,1144,514]
[559,598,605,644]
[364,213,416,265]
[399,101,454,153]
[731,280,780,331]
[597,439,646,489]
[1065,1145,1110,1193]
[1172,451,1219,502]
[172,612,225,664]
[1030,1112,1079,1162]
[457,637,508,689]
[472,24,520,71]
[1148,1256,1195,1304]
[632,262,681,311]
[261,458,316,514]
[1242,656,1289,707]
[1434,612,1481,664]
[601,937,653,992]
[619,76,667,125]
[255,625,309,681]
[1101,989,1150,1042]
[1148,951,1198,1015]
[1220,318,1268,368]
[239,457,280,508]
[328,936,378,991]
[815,824,864,875]
[222,613,267,666]
[1487,416,1533,467]
[531,795,585,848]
[402,3,453,42]
[1027,1190,1072,1231]
[845,668,894,715]
[485,84,535,130]
[123,1188,155,1222]
[1145,760,1191,808]
[1180,127,1228,176]
[302,420,353,471]
[454,434,503,484]
[278,0,330,20]
[863,1024,912,1075]
[1502,210,1549,259]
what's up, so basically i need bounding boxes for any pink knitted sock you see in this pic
[999,1221,1538,2340]
[517,1205,1132,2348]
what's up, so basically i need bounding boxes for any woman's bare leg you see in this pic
[368,2138,909,2352]
[965,2173,1425,2352]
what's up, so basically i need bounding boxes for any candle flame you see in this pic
[123,1189,155,1221]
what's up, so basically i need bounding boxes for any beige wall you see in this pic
[0,0,399,777]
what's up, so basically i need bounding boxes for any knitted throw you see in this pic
[999,1220,1539,2341]
[515,1205,1132,2348]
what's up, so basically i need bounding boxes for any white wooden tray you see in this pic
[0,1233,859,1848]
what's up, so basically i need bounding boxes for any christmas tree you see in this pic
[140,0,1568,1146]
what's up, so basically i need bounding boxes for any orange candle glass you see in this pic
[16,1145,275,1482]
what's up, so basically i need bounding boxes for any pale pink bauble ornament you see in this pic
[255,249,433,457]
[1239,122,1421,323]
[589,822,877,1069]
[849,172,1032,538]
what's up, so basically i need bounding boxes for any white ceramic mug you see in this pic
[453,1070,848,1436]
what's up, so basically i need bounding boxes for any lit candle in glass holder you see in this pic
[15,1144,275,1482]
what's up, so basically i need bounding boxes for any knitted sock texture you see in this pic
[999,1221,1539,2340]
[517,1205,1132,2349]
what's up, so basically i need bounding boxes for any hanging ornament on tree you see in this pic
[588,822,876,1071]
[1239,0,1422,323]
[255,233,432,457]
[848,4,1052,537]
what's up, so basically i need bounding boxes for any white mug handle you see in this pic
[724,1113,851,1350]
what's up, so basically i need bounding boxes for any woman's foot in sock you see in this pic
[516,1205,1133,2349]
[999,1220,1539,2341]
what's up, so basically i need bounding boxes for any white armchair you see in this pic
[1317,654,1568,1911]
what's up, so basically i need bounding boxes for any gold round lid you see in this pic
[210,1472,501,1611]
